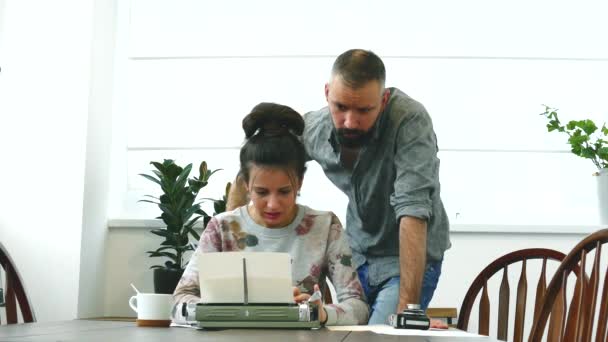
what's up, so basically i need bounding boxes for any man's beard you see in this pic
[336,128,373,148]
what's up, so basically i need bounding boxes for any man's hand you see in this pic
[226,173,249,211]
[398,216,427,313]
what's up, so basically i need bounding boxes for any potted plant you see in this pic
[540,106,608,224]
[139,159,229,294]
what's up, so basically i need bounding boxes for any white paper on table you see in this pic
[327,324,485,337]
[170,322,197,328]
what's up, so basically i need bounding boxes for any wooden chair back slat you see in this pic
[533,258,547,324]
[558,272,568,342]
[479,280,490,336]
[596,262,608,342]
[582,242,601,342]
[514,258,528,342]
[498,266,510,341]
[322,276,333,304]
[572,250,587,341]
[528,229,608,342]
[564,278,585,342]
[547,287,565,342]
[6,270,18,324]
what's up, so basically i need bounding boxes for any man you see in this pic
[228,49,450,325]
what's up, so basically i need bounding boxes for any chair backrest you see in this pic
[458,248,568,342]
[529,229,608,342]
[322,276,334,304]
[0,242,35,324]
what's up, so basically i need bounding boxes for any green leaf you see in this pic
[199,161,208,178]
[148,251,178,260]
[581,119,598,135]
[201,168,223,182]
[139,173,161,186]
[182,204,201,222]
[566,120,577,131]
[184,215,203,229]
[166,163,183,182]
[150,229,171,238]
[137,199,160,205]
[161,213,181,227]
[598,147,608,160]
[154,246,175,252]
[174,164,193,193]
[151,161,165,171]
[158,203,176,217]
[166,224,182,233]
[214,200,227,215]
[580,147,596,159]
[188,228,201,241]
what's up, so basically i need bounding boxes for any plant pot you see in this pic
[153,268,184,294]
[597,168,608,226]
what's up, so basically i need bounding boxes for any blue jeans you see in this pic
[357,259,443,325]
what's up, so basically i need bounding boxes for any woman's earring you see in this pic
[297,191,301,196]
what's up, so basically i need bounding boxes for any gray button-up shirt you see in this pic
[303,88,451,286]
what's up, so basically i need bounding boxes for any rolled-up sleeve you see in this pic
[389,108,439,222]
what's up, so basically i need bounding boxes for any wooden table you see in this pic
[0,320,500,341]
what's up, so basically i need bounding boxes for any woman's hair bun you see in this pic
[242,102,304,138]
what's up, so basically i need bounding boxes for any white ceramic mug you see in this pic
[128,293,173,327]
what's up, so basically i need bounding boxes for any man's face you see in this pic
[325,76,389,148]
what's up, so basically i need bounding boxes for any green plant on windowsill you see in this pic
[540,105,608,172]
[139,159,231,293]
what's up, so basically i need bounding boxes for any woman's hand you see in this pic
[292,285,327,324]
[292,286,310,303]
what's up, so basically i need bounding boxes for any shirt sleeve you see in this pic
[171,217,222,323]
[389,107,440,221]
[300,110,317,163]
[323,214,370,325]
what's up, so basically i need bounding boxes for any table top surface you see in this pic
[0,320,500,342]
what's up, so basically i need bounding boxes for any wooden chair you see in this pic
[322,276,334,304]
[529,229,608,342]
[0,242,35,324]
[458,248,569,342]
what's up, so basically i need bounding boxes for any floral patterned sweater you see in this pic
[173,204,369,325]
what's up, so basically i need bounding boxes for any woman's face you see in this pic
[246,165,301,228]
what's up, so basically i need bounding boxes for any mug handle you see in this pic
[129,296,138,313]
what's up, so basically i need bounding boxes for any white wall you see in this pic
[77,0,119,319]
[119,0,608,226]
[0,0,94,321]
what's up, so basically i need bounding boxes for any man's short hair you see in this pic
[331,49,386,89]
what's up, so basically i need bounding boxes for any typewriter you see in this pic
[184,252,321,329]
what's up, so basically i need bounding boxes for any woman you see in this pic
[173,102,369,325]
